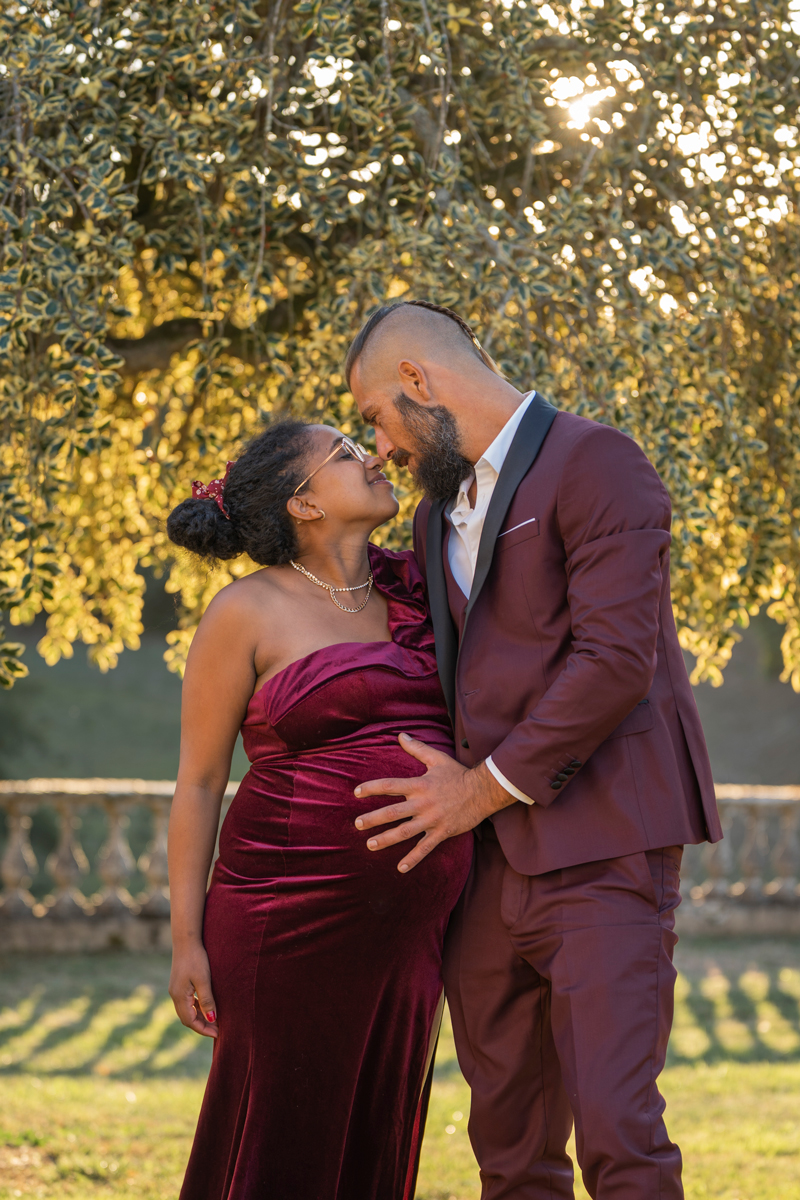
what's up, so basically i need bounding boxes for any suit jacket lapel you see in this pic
[463,392,558,631]
[425,496,458,720]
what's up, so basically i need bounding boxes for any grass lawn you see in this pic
[1,941,799,1199]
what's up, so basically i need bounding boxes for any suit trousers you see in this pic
[443,825,683,1199]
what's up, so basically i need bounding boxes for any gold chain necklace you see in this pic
[290,560,374,613]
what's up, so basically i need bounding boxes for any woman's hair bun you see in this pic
[165,419,314,566]
[166,498,245,561]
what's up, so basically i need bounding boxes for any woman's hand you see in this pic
[169,941,219,1038]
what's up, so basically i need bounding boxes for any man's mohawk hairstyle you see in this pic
[344,299,503,389]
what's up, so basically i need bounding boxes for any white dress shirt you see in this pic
[447,391,535,805]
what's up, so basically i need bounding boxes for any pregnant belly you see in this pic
[217,738,472,906]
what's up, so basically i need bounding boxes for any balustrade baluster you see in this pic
[0,800,37,918]
[95,800,137,916]
[731,804,769,902]
[764,804,800,902]
[680,843,704,900]
[138,798,170,918]
[701,805,735,898]
[10,778,800,947]
[46,801,91,918]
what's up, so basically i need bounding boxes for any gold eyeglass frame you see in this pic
[292,435,372,497]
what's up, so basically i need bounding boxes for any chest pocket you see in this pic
[496,516,540,553]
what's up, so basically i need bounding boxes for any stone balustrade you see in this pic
[680,783,800,935]
[1,779,799,949]
[0,779,237,952]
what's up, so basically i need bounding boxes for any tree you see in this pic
[1,0,798,690]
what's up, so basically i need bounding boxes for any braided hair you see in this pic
[166,419,314,565]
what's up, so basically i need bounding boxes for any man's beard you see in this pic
[392,391,473,502]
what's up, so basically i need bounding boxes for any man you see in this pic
[347,300,721,1199]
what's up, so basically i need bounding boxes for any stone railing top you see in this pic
[713,784,800,804]
[0,778,241,799]
[1,779,798,803]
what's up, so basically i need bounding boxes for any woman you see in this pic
[166,419,473,1200]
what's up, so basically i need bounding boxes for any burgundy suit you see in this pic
[413,395,722,1198]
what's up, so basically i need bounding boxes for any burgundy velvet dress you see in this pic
[180,545,473,1200]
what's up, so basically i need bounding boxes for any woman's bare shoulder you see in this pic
[199,568,287,628]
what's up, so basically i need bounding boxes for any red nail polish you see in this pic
[206,1010,216,1022]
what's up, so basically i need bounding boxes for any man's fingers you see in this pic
[396,731,442,765]
[354,800,414,830]
[364,819,426,851]
[397,831,441,874]
[354,737,447,807]
[354,777,412,801]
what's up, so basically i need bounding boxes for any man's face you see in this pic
[351,365,472,501]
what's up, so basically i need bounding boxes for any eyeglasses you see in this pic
[293,435,372,496]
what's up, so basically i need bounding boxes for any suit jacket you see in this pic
[413,393,722,876]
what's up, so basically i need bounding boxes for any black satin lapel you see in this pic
[425,497,458,720]
[464,393,558,628]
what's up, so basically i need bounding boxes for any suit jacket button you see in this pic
[550,781,562,790]
[556,772,568,781]
[570,760,582,768]
[461,738,469,749]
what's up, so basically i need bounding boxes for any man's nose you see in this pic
[374,429,396,461]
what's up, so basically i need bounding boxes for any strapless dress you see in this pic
[179,544,474,1200]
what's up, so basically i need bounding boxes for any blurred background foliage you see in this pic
[1,0,798,689]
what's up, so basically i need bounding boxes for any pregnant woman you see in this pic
[165,419,472,1200]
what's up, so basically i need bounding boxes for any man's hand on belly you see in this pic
[354,733,518,873]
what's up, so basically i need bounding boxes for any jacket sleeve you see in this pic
[490,423,672,808]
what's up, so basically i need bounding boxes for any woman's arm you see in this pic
[167,586,260,1038]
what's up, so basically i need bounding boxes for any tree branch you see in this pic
[106,319,202,373]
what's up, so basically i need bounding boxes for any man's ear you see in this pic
[397,358,433,402]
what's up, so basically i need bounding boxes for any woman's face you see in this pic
[292,425,399,528]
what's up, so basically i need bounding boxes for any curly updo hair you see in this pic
[166,419,315,565]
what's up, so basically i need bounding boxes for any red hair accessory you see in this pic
[191,461,236,519]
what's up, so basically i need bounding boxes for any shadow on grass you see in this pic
[0,952,212,1080]
[668,937,800,1066]
[5,941,800,1081]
